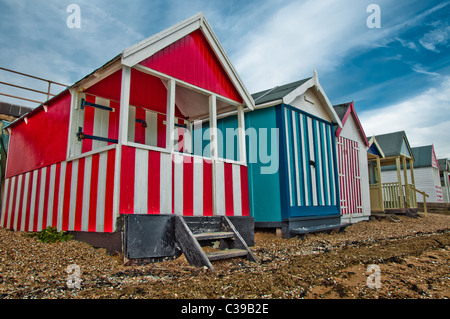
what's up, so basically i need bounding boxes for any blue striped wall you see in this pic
[279,104,340,219]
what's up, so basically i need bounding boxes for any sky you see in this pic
[0,0,449,158]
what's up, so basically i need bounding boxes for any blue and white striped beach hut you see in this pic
[242,72,345,237]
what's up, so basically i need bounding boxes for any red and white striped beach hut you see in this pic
[333,102,371,223]
[0,13,256,267]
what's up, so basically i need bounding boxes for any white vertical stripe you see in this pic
[193,157,203,216]
[57,162,67,231]
[0,178,9,227]
[316,121,324,206]
[173,153,184,215]
[284,108,293,206]
[159,153,172,214]
[46,164,56,228]
[68,160,79,231]
[308,118,317,206]
[300,114,309,206]
[134,148,149,214]
[6,177,16,229]
[232,164,242,216]
[322,124,331,206]
[20,173,30,231]
[93,98,110,149]
[28,171,38,231]
[329,126,337,205]
[128,105,136,143]
[146,111,158,147]
[96,152,108,231]
[291,112,301,206]
[37,167,46,231]
[13,175,22,230]
[81,156,92,231]
[215,161,225,216]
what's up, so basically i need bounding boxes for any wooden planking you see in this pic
[174,215,214,270]
[119,146,248,217]
[337,136,363,216]
[282,106,338,210]
[0,148,117,233]
[134,148,149,214]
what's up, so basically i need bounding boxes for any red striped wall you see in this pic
[1,144,250,232]
[1,148,116,232]
[119,146,249,217]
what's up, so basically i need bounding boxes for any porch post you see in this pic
[209,94,218,215]
[209,94,218,160]
[237,105,247,164]
[396,157,404,208]
[376,156,384,211]
[409,157,416,206]
[166,79,176,153]
[402,155,410,208]
[118,66,131,145]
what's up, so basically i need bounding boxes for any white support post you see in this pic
[237,105,246,164]
[66,87,79,158]
[209,94,218,215]
[166,79,176,153]
[118,66,131,145]
[209,94,218,160]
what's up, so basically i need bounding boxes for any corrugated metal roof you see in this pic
[374,131,412,158]
[251,78,311,105]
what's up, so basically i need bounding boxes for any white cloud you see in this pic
[231,0,402,93]
[419,24,450,53]
[360,76,450,159]
[395,37,417,51]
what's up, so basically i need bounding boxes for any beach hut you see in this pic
[239,72,345,238]
[0,13,257,269]
[376,131,418,212]
[332,102,371,223]
[409,145,443,203]
[438,158,450,203]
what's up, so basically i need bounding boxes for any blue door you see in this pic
[280,104,340,218]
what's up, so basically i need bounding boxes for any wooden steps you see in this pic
[206,249,249,261]
[174,216,257,271]
[194,231,235,241]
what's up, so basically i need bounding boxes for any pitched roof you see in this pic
[438,158,449,171]
[0,101,33,118]
[374,131,414,160]
[252,78,311,104]
[122,12,254,110]
[250,73,342,127]
[332,101,369,147]
[367,135,385,158]
[6,12,255,129]
[411,145,433,168]
[332,102,351,121]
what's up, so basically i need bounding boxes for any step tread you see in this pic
[205,249,248,261]
[194,231,235,241]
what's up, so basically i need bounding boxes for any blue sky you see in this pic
[0,0,449,158]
